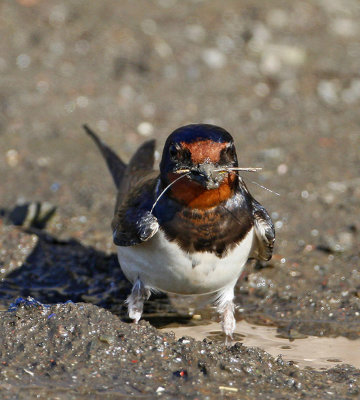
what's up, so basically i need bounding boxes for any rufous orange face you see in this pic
[180,140,228,164]
[167,171,236,209]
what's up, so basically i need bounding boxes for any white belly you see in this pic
[117,228,254,295]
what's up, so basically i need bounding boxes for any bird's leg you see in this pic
[216,285,236,343]
[126,278,150,323]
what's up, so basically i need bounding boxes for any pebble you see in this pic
[96,120,109,133]
[248,23,271,51]
[16,54,31,69]
[323,231,354,253]
[37,157,51,167]
[76,96,89,108]
[317,80,338,105]
[301,190,309,199]
[141,19,157,35]
[260,44,306,75]
[260,53,281,75]
[185,24,206,43]
[277,164,288,175]
[137,122,154,136]
[49,4,67,26]
[202,48,227,69]
[330,18,359,38]
[275,221,283,229]
[154,40,172,58]
[327,181,347,192]
[5,149,20,167]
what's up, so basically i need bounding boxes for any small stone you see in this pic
[185,25,206,43]
[5,149,20,167]
[317,80,338,105]
[337,231,354,251]
[260,53,281,75]
[141,19,157,35]
[249,23,271,51]
[322,231,353,253]
[137,122,154,136]
[156,386,165,393]
[327,181,347,192]
[154,40,172,58]
[331,18,359,38]
[76,96,89,108]
[301,190,309,199]
[97,120,109,133]
[260,44,306,75]
[277,164,288,175]
[37,157,50,167]
[275,221,283,229]
[16,54,31,69]
[202,49,227,69]
[49,4,67,26]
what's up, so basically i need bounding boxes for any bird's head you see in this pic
[159,124,239,208]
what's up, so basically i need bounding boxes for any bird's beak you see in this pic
[190,163,225,189]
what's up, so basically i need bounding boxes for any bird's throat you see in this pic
[167,172,235,209]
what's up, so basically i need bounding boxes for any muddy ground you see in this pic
[0,0,359,398]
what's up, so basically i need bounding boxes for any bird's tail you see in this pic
[83,124,156,196]
[83,124,127,189]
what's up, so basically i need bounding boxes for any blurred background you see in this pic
[0,0,359,335]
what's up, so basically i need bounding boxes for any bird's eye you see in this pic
[169,144,178,159]
[226,144,235,158]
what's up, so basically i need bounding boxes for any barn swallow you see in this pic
[84,124,275,339]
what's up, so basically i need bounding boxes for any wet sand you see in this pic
[162,320,360,370]
[1,0,360,398]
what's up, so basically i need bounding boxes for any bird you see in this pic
[84,123,275,339]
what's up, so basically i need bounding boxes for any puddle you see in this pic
[161,320,360,370]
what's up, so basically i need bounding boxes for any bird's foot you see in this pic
[221,300,236,338]
[126,279,150,323]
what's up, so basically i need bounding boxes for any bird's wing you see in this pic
[112,175,159,246]
[116,139,156,208]
[84,124,158,246]
[250,198,275,261]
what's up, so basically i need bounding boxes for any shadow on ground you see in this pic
[0,223,194,328]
